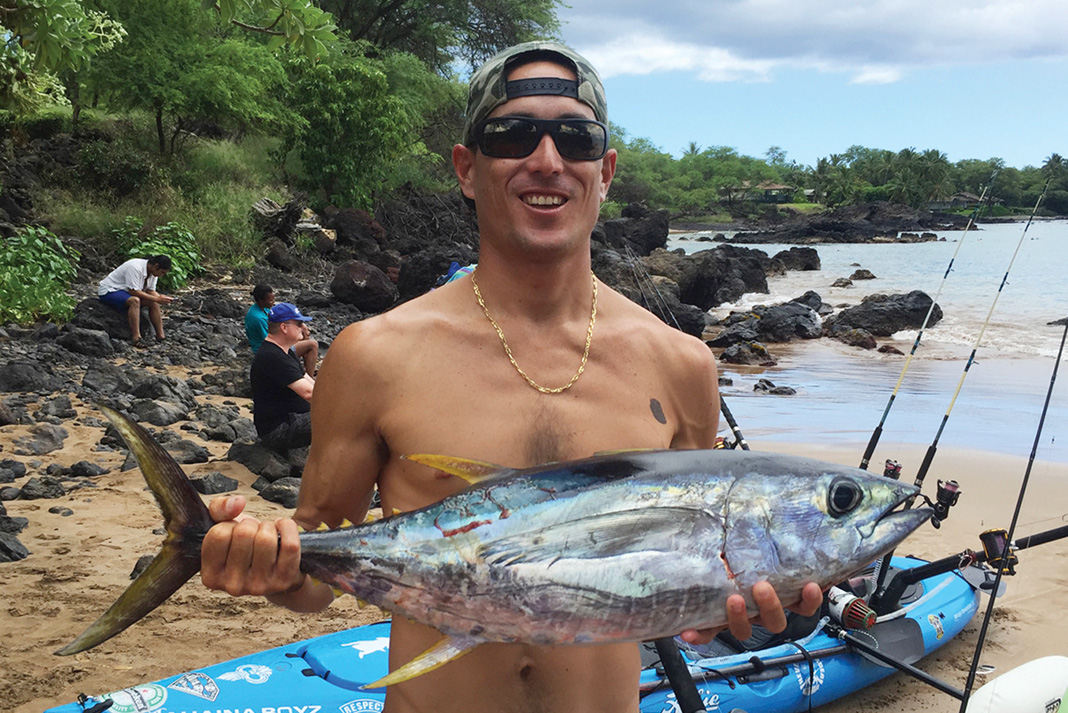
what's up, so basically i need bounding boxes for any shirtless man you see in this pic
[201,41,822,713]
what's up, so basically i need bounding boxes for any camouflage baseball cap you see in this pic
[462,41,608,147]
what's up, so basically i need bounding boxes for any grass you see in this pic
[37,119,289,266]
[779,202,824,214]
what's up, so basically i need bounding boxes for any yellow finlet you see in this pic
[362,635,480,689]
[403,454,504,484]
[307,575,345,599]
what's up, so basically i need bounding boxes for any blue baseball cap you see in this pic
[268,302,312,323]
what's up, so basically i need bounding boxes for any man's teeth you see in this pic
[523,195,564,206]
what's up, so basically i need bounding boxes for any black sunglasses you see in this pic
[473,116,609,161]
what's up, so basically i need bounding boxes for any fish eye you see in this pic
[828,477,863,517]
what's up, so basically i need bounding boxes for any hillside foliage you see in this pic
[1,0,1064,287]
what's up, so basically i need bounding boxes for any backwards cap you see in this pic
[462,41,608,147]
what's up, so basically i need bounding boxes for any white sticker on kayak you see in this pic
[103,684,168,713]
[342,637,390,659]
[653,692,723,712]
[341,699,385,713]
[168,672,220,701]
[791,659,826,696]
[218,663,273,684]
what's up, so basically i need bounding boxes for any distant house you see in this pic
[723,181,795,204]
[928,192,983,211]
[754,182,794,203]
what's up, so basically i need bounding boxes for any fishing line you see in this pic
[957,308,1068,712]
[859,173,998,470]
[907,179,1050,501]
[869,180,1050,609]
[611,233,750,449]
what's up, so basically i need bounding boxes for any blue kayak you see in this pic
[45,556,980,713]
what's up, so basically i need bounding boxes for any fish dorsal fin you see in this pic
[362,635,480,689]
[478,506,722,566]
[403,454,505,484]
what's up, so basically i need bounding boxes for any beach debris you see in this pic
[57,407,931,690]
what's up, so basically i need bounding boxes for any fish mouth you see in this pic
[864,486,932,542]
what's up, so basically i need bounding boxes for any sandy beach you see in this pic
[3,388,1067,712]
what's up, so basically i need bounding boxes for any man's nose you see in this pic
[524,132,564,173]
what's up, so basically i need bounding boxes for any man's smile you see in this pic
[522,194,566,206]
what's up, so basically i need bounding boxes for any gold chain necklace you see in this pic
[471,268,597,394]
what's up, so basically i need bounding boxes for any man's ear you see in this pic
[599,148,618,202]
[453,144,477,200]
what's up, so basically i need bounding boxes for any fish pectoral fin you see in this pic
[479,506,722,565]
[403,454,506,484]
[362,635,480,689]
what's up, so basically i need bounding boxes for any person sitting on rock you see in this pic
[250,302,315,452]
[245,284,318,376]
[97,254,174,349]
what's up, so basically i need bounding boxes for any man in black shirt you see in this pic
[250,302,316,451]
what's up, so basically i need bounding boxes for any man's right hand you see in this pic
[201,495,305,597]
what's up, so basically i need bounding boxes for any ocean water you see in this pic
[667,220,1068,464]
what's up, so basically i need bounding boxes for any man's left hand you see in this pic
[678,580,824,645]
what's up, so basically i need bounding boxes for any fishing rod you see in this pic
[906,178,1050,504]
[957,310,1068,713]
[868,180,1052,604]
[859,173,998,471]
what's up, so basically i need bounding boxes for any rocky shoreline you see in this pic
[0,195,947,562]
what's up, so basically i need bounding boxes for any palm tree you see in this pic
[1042,153,1065,184]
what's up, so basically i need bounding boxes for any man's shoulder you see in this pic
[601,286,713,365]
[340,288,464,344]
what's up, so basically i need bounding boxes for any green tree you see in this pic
[1,0,126,112]
[2,0,335,114]
[88,0,292,153]
[320,0,560,73]
[282,45,415,208]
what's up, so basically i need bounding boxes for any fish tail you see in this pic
[55,406,215,655]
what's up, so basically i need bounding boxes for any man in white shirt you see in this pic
[97,254,174,348]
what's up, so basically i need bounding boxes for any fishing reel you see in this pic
[929,479,961,529]
[979,528,1018,576]
[883,459,902,479]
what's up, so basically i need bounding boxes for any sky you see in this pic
[554,0,1067,169]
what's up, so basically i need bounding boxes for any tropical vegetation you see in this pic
[1,0,1065,316]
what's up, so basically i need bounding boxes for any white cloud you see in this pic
[582,34,777,82]
[559,0,1068,82]
[850,66,904,85]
